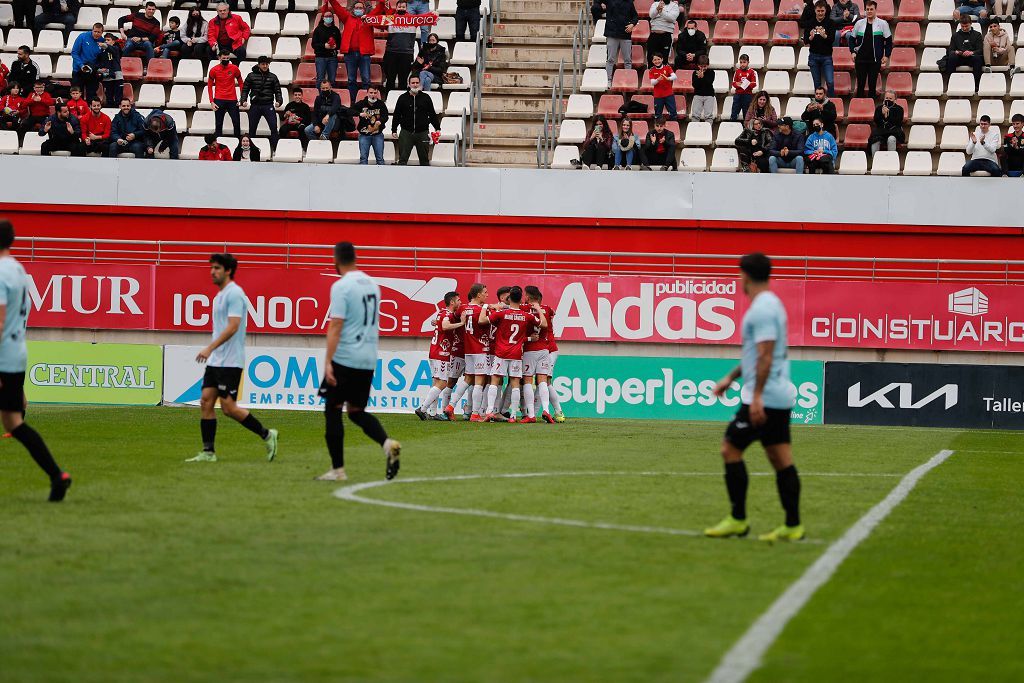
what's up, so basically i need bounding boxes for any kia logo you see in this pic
[847,382,959,410]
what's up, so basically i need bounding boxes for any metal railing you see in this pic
[536,3,592,167]
[18,237,1024,283]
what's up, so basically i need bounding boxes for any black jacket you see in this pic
[241,66,283,106]
[391,90,439,134]
[603,0,639,40]
[643,128,676,149]
[692,67,715,96]
[40,0,80,15]
[802,99,838,136]
[312,90,342,121]
[280,101,311,127]
[233,143,261,161]
[457,0,481,8]
[352,97,388,136]
[674,30,709,68]
[312,22,342,58]
[949,28,983,56]
[804,18,836,56]
[770,130,805,161]
[414,43,448,79]
[10,59,40,93]
[871,101,905,142]
[41,114,81,144]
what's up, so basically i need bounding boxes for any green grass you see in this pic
[1,407,1021,683]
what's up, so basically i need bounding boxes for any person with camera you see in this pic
[574,115,613,169]
[39,101,81,157]
[803,116,838,174]
[804,1,836,98]
[640,116,677,171]
[71,23,104,102]
[612,117,640,170]
[72,98,111,157]
[869,88,904,155]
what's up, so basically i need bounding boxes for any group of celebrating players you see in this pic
[416,283,567,425]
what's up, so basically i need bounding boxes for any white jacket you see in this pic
[966,126,1000,163]
[648,1,680,33]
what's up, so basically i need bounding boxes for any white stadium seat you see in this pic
[557,119,586,145]
[715,121,743,147]
[550,145,580,169]
[940,125,969,150]
[902,151,934,176]
[937,151,966,176]
[907,125,936,150]
[272,139,303,162]
[303,139,334,164]
[683,122,713,146]
[870,151,900,175]
[678,148,707,171]
[838,151,867,175]
[564,94,594,119]
[911,99,940,124]
[709,147,739,172]
[252,12,281,35]
[943,99,972,124]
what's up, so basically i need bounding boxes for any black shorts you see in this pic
[725,404,792,450]
[202,366,243,400]
[318,362,375,410]
[0,372,26,412]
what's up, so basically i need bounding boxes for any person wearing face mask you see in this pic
[371,0,417,93]
[803,117,838,174]
[869,88,904,155]
[179,9,210,62]
[801,87,837,137]
[233,134,261,161]
[1002,114,1024,177]
[312,11,342,87]
[735,117,774,173]
[306,79,343,140]
[391,74,440,165]
[413,34,449,92]
[962,115,1002,176]
[674,19,708,70]
[323,0,376,106]
[353,85,389,164]
[208,51,244,138]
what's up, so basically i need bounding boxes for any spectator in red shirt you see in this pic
[323,0,375,108]
[0,63,8,93]
[0,84,27,132]
[19,81,54,135]
[65,86,90,120]
[640,116,677,171]
[208,3,251,63]
[207,51,244,138]
[73,98,111,156]
[198,133,233,160]
[120,2,162,66]
[647,52,676,121]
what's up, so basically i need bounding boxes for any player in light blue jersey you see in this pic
[705,253,804,542]
[316,242,401,482]
[0,221,71,501]
[187,253,278,463]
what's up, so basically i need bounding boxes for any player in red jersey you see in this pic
[441,301,470,421]
[415,291,463,420]
[456,283,492,421]
[524,286,558,424]
[546,306,565,423]
[481,286,547,423]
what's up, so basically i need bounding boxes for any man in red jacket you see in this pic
[207,51,244,138]
[18,81,54,135]
[323,0,376,107]
[73,98,112,156]
[208,3,251,62]
[199,133,233,160]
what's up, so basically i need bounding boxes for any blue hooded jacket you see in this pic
[71,32,104,73]
[804,131,838,159]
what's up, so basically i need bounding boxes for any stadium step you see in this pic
[491,23,578,39]
[501,0,582,13]
[497,12,581,22]
[481,86,555,97]
[464,147,540,167]
[479,97,553,114]
[482,71,569,89]
[485,47,576,64]
[473,122,544,140]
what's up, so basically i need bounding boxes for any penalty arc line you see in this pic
[703,449,955,683]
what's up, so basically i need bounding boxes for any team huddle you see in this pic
[415,284,566,424]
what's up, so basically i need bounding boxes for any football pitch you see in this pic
[1,407,1021,683]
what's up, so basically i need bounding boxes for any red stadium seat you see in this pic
[843,123,871,149]
[718,0,745,19]
[631,21,650,43]
[896,0,925,21]
[598,94,625,118]
[631,120,649,138]
[144,58,173,83]
[772,21,800,45]
[370,64,383,87]
[627,95,654,118]
[663,120,681,138]
[120,82,134,103]
[688,0,716,19]
[635,0,654,13]
[888,47,917,71]
[874,0,895,20]
[120,57,143,81]
[776,0,803,19]
[615,45,646,68]
[295,62,317,86]
[885,72,913,96]
[673,69,694,94]
[833,71,852,95]
[832,98,845,120]
[673,95,688,119]
[334,63,349,85]
[833,50,854,71]
[847,97,876,122]
[892,22,921,46]
[612,69,639,93]
[303,38,314,61]
[372,39,386,64]
[301,87,317,107]
[639,70,654,93]
[742,21,770,45]
[712,20,740,45]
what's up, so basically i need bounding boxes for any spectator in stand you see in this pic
[13,0,37,30]
[640,116,677,170]
[10,47,42,95]
[804,1,836,97]
[208,3,251,63]
[736,117,773,172]
[391,73,440,165]
[39,101,80,156]
[962,114,1002,176]
[769,117,806,173]
[953,0,989,22]
[208,50,244,138]
[180,9,210,62]
[647,0,680,67]
[406,0,432,47]
[120,3,162,66]
[279,88,311,145]
[34,0,78,36]
[831,0,860,46]
[0,63,8,94]
[1003,114,1024,177]
[198,132,232,160]
[107,97,147,157]
[745,91,778,130]
[869,88,904,155]
[690,54,716,122]
[266,0,294,12]
[801,87,837,137]
[353,85,388,165]
[991,0,1013,18]
[72,97,110,156]
[159,16,183,60]
[730,54,758,121]
[612,117,640,170]
[675,18,709,70]
[804,116,838,173]
[71,23,104,102]
[143,108,179,159]
[233,134,261,161]
[591,0,606,22]
[229,0,254,11]
[241,56,283,150]
[373,0,417,93]
[574,114,612,169]
[604,0,639,80]
[65,85,89,119]
[323,0,374,107]
[97,33,123,108]
[946,15,984,94]
[311,8,342,87]
[414,34,449,92]
[797,0,817,30]
[306,79,343,140]
[456,0,482,42]
[0,85,27,132]
[648,53,677,121]
[983,21,1014,71]
[19,81,53,135]
[848,1,891,100]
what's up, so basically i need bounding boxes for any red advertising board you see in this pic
[23,262,1024,352]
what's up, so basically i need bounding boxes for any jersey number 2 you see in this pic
[507,323,520,345]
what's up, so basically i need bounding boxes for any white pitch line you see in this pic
[703,449,955,683]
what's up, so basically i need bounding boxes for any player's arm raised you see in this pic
[196,316,240,363]
[324,318,344,386]
[749,340,774,427]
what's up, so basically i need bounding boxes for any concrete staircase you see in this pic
[465,0,582,167]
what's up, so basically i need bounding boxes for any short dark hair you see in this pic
[70,85,81,92]
[334,241,356,265]
[120,97,132,105]
[864,0,877,7]
[524,285,542,302]
[496,286,512,299]
[291,87,303,95]
[35,80,46,87]
[169,16,180,24]
[508,286,523,304]
[146,1,156,7]
[19,45,31,54]
[92,22,104,29]
[814,0,828,8]
[1012,113,1024,123]
[90,97,103,106]
[467,282,485,300]
[739,253,771,282]
[443,291,459,307]
[980,114,991,123]
[209,252,238,278]
[0,221,15,250]
[204,133,217,144]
